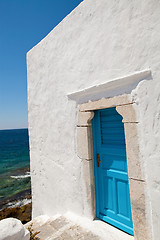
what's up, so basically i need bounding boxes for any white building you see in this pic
[27,1,160,239]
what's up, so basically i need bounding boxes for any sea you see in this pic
[0,128,31,210]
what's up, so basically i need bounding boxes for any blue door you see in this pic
[92,107,134,235]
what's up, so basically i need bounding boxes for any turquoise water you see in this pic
[0,129,30,204]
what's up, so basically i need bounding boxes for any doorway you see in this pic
[92,107,134,235]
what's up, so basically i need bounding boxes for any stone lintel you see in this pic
[79,94,133,112]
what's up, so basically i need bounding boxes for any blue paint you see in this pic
[92,108,134,235]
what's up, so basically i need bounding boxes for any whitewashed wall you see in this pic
[27,0,160,239]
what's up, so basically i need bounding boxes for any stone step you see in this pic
[25,214,134,240]
[25,216,100,240]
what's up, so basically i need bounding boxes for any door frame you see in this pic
[76,94,149,240]
[92,108,134,235]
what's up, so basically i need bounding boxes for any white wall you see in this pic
[27,0,160,239]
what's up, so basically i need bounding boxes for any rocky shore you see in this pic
[0,189,32,224]
[0,202,32,224]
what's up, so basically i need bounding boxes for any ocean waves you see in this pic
[10,172,30,179]
[6,198,32,209]
[0,129,31,207]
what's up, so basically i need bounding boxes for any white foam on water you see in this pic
[7,198,32,208]
[10,172,30,179]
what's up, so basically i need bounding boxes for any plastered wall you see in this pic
[27,1,160,239]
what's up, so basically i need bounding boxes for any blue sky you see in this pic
[0,0,82,130]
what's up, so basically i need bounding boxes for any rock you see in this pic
[0,189,31,210]
[0,218,30,240]
[0,203,32,224]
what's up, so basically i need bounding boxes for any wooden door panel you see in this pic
[93,108,134,236]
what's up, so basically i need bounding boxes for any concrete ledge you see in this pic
[0,218,30,240]
[67,70,151,104]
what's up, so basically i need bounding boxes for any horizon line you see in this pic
[0,127,28,131]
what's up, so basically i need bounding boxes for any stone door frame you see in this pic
[77,94,149,240]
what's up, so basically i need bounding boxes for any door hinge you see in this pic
[97,153,101,167]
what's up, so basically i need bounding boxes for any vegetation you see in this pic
[27,223,40,240]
